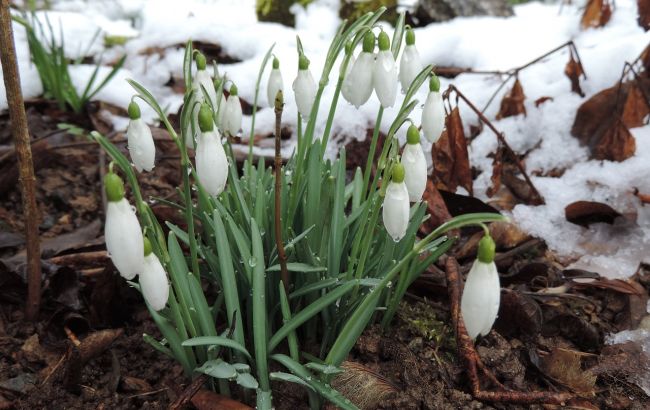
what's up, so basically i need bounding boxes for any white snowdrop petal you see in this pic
[373,50,398,108]
[105,198,144,280]
[340,54,356,103]
[194,69,217,108]
[267,68,284,108]
[224,95,242,137]
[422,91,445,143]
[217,94,227,132]
[140,253,169,311]
[460,260,501,339]
[184,93,204,149]
[382,182,410,242]
[292,69,317,119]
[402,143,427,202]
[343,52,374,108]
[196,130,229,196]
[127,118,155,172]
[399,45,423,93]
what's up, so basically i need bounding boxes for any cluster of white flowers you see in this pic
[103,170,168,311]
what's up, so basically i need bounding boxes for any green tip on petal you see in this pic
[195,52,206,70]
[429,74,440,93]
[477,234,496,263]
[391,162,405,183]
[405,28,415,46]
[198,103,214,133]
[127,101,141,120]
[378,31,390,51]
[143,237,152,256]
[406,125,420,144]
[274,89,284,110]
[104,172,125,202]
[362,31,375,53]
[230,84,238,96]
[272,56,280,69]
[298,54,310,70]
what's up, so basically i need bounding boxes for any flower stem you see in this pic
[361,106,383,198]
[274,92,289,291]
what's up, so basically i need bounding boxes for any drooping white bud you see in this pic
[196,104,228,196]
[267,57,284,108]
[421,75,445,143]
[126,102,155,172]
[195,69,217,109]
[344,52,375,108]
[382,163,410,242]
[399,45,423,93]
[372,31,397,108]
[402,126,427,202]
[223,84,242,137]
[461,235,501,339]
[184,93,203,149]
[105,198,144,280]
[140,251,169,311]
[340,53,356,103]
[292,55,317,119]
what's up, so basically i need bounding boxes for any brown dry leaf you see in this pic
[486,144,504,198]
[633,188,650,204]
[621,81,650,127]
[420,179,453,235]
[565,51,586,97]
[541,348,597,394]
[593,118,636,161]
[534,96,554,107]
[581,0,613,29]
[432,107,473,195]
[496,78,526,119]
[565,200,622,227]
[191,389,253,410]
[638,0,650,31]
[570,277,645,296]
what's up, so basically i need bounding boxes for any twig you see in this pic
[273,90,289,291]
[168,374,208,410]
[445,256,572,404]
[443,85,545,205]
[0,0,42,321]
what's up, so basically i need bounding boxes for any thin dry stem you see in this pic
[273,90,289,290]
[0,0,42,321]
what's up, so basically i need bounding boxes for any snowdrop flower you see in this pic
[184,97,201,149]
[104,169,144,280]
[340,40,356,103]
[216,78,227,133]
[140,238,169,311]
[421,74,445,143]
[461,234,501,340]
[382,163,410,242]
[195,103,228,196]
[126,101,155,172]
[402,125,427,202]
[343,31,375,108]
[372,31,398,108]
[193,52,217,108]
[292,54,317,119]
[267,56,284,108]
[223,84,242,137]
[399,28,423,93]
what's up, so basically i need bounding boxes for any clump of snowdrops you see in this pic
[94,8,504,409]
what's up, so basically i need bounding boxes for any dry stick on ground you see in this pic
[0,0,42,321]
[443,85,545,205]
[444,256,573,405]
[273,90,289,291]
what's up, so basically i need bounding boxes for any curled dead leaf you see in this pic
[420,179,453,235]
[565,200,622,227]
[496,78,526,119]
[432,107,473,195]
[593,118,636,161]
[565,50,586,97]
[638,0,650,31]
[534,96,554,107]
[581,0,613,29]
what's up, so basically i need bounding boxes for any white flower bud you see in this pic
[373,50,398,108]
[223,85,242,137]
[461,258,501,339]
[402,136,427,202]
[340,53,356,103]
[399,44,423,93]
[184,93,203,149]
[292,55,317,119]
[422,76,445,143]
[343,52,375,108]
[382,164,410,242]
[127,118,155,172]
[267,59,284,108]
[196,129,228,196]
[195,69,217,109]
[105,198,144,280]
[217,93,227,133]
[140,253,169,311]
